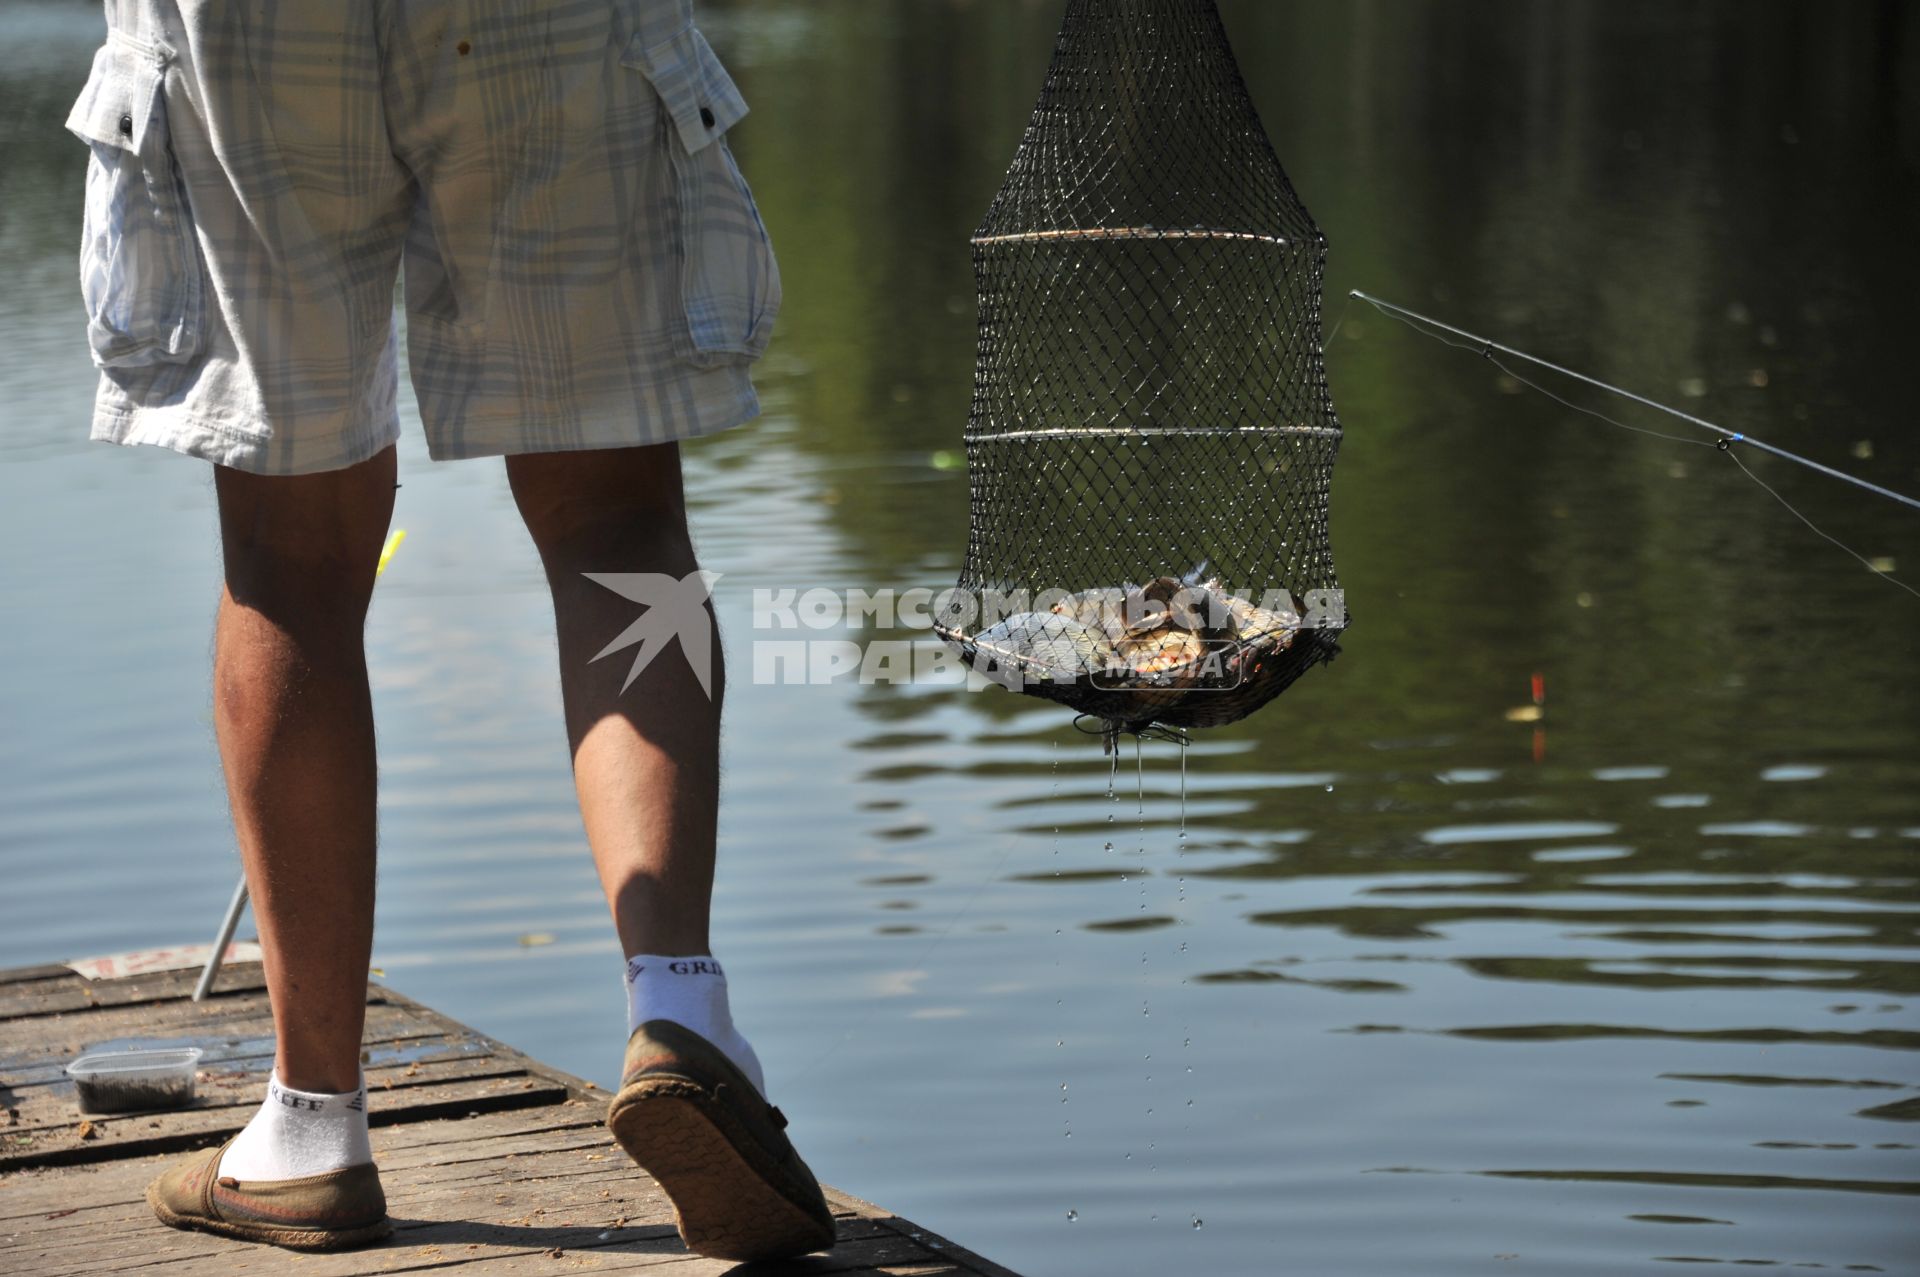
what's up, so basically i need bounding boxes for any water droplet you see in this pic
[1192,1217,1204,1230]
[1067,1209,1078,1221]
[1186,1098,1194,1106]
[1124,1152,1132,1160]
[1323,783,1334,793]
[1103,841,1114,853]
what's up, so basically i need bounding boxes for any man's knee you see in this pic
[214,448,396,611]
[508,444,690,561]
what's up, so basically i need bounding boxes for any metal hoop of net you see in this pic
[936,0,1349,736]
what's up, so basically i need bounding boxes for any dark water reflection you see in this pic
[4,1,1919,1274]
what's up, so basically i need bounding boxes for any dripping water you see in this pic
[1178,737,1187,846]
[1052,737,1070,1152]
[1177,736,1195,1229]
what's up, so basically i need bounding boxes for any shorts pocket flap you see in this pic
[68,27,204,369]
[66,30,166,152]
[622,24,747,155]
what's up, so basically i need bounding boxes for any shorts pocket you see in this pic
[623,24,781,367]
[65,29,205,369]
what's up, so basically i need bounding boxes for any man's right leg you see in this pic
[147,446,398,1250]
[213,446,396,1103]
[213,442,395,1185]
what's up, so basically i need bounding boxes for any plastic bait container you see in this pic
[66,1047,204,1114]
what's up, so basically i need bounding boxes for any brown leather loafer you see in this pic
[146,1138,392,1250]
[607,1019,836,1262]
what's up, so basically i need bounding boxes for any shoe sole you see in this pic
[607,1076,835,1262]
[146,1180,393,1251]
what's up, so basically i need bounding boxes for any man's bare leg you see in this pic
[213,445,397,1097]
[507,443,718,961]
[509,443,834,1262]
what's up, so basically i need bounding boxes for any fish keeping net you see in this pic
[937,0,1348,735]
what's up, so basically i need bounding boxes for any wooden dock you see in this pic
[0,958,1017,1276]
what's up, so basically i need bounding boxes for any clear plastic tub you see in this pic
[66,1047,204,1114]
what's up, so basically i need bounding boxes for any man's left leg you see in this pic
[508,444,835,1263]
[508,444,722,966]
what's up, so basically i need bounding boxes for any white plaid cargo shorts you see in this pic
[65,0,780,474]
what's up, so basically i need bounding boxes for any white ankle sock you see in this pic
[218,1072,373,1181]
[624,953,766,1099]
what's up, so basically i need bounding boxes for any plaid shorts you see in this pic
[66,0,780,475]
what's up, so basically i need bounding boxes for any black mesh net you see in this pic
[936,0,1348,736]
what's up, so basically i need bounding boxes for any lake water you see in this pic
[3,2,1918,1274]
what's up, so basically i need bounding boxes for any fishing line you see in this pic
[1728,448,1920,603]
[1352,290,1920,508]
[1323,291,1356,346]
[1350,290,1919,596]
[1367,303,1714,449]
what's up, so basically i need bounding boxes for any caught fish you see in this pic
[1118,626,1205,675]
[970,611,1117,680]
[1219,590,1300,646]
[1036,560,1309,714]
[1049,586,1130,641]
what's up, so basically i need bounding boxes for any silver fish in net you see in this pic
[969,611,1118,683]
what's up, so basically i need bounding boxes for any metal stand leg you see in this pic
[192,876,250,1002]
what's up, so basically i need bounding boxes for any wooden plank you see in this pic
[852,1209,1025,1277]
[4,1029,490,1092]
[3,1074,571,1171]
[4,1136,676,1272]
[6,1050,519,1139]
[0,966,488,1060]
[0,1112,614,1227]
[0,998,445,1071]
[0,964,79,987]
[0,987,279,1057]
[0,963,270,1020]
